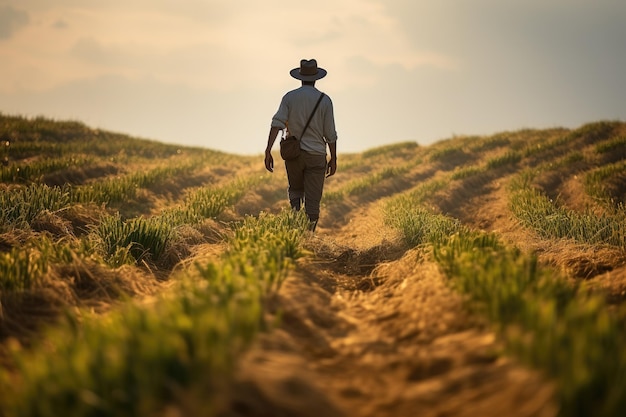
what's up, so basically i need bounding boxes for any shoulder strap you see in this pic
[301,92,325,138]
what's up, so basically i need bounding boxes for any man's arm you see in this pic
[326,141,337,178]
[264,126,282,172]
[322,95,337,178]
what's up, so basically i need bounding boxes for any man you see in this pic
[264,59,338,231]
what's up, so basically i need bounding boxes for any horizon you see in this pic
[2,110,620,158]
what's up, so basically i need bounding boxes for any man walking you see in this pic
[264,59,338,231]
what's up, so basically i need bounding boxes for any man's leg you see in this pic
[290,197,301,211]
[285,157,305,211]
[302,152,327,228]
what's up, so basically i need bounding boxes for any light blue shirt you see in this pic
[271,85,337,155]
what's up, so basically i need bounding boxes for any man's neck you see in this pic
[302,81,315,87]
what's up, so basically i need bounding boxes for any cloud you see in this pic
[68,36,264,91]
[0,6,29,40]
[1,0,623,155]
[3,0,454,95]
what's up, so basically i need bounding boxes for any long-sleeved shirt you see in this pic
[271,85,337,156]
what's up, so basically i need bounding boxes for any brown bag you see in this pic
[278,92,325,161]
[280,136,301,160]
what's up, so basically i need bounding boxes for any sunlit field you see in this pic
[1,114,625,417]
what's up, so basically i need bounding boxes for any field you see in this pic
[1,114,626,417]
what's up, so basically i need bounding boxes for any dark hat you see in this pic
[290,59,327,81]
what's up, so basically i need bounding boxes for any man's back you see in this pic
[272,85,337,156]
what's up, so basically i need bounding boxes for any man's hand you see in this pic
[264,151,274,173]
[265,127,282,172]
[326,157,336,178]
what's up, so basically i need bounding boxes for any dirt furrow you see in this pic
[221,201,556,417]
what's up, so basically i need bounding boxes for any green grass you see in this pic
[95,214,176,266]
[0,184,72,230]
[92,176,267,267]
[595,135,626,154]
[0,210,310,417]
[509,174,626,247]
[567,121,621,144]
[431,229,626,417]
[0,247,48,292]
[384,204,462,247]
[0,235,90,293]
[361,141,419,158]
[1,113,216,162]
[384,197,626,417]
[584,162,626,207]
[0,164,260,233]
[324,165,411,202]
[0,156,95,183]
[428,145,467,163]
[185,177,262,220]
[485,151,522,170]
[469,135,511,152]
[451,165,485,180]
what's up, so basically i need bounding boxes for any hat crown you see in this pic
[299,59,319,76]
[290,58,327,81]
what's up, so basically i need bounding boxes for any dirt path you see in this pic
[220,200,557,417]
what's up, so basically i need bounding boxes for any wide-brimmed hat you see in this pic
[290,59,327,81]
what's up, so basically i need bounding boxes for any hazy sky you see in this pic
[1,0,624,155]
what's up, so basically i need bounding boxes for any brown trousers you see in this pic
[285,150,327,222]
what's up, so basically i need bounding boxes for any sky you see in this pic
[0,0,625,155]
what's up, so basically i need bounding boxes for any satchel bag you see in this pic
[279,92,325,161]
[280,135,301,160]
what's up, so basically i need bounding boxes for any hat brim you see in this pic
[290,67,327,81]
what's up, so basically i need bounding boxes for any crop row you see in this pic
[1,114,222,162]
[384,185,626,417]
[521,122,621,161]
[0,174,265,295]
[0,236,90,292]
[323,164,412,203]
[97,176,265,267]
[584,161,626,208]
[0,156,95,183]
[0,210,310,416]
[509,171,626,248]
[0,152,242,231]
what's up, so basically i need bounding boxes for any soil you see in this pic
[218,191,558,417]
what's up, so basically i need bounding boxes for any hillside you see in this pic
[1,114,625,416]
